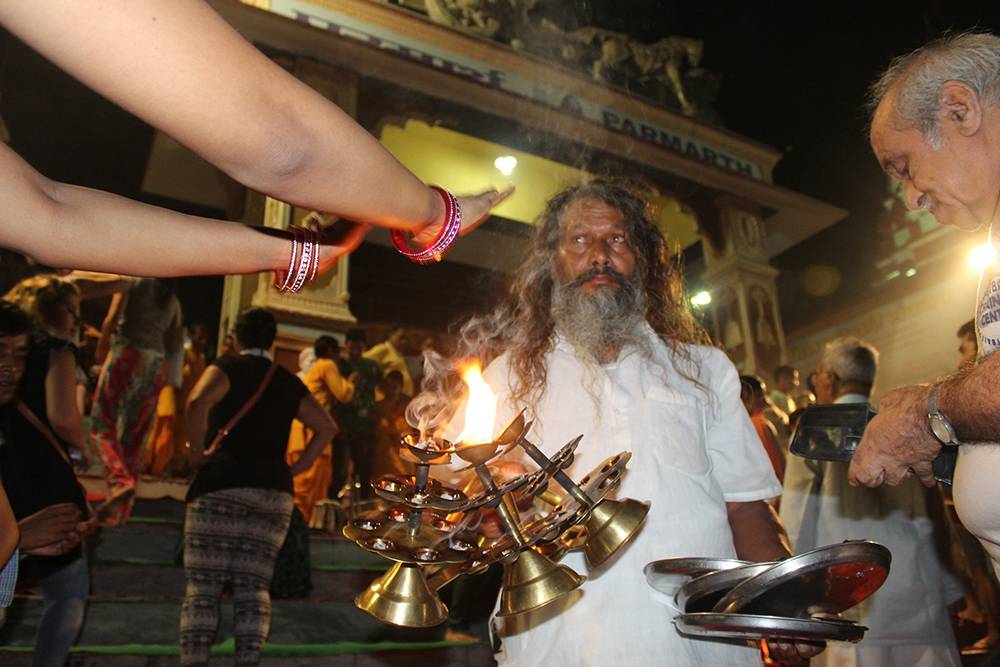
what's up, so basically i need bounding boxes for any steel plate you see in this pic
[676,562,776,613]
[675,612,866,643]
[643,557,751,597]
[714,541,891,618]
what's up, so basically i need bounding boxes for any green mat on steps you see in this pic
[0,637,478,656]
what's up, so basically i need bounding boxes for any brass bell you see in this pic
[496,548,585,618]
[355,562,448,627]
[583,497,651,567]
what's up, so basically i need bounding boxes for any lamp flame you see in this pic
[455,362,497,445]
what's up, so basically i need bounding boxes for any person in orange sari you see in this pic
[145,324,209,477]
[370,371,414,481]
[287,336,355,522]
[739,375,785,485]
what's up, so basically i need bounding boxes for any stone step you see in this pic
[0,643,496,667]
[1,597,448,647]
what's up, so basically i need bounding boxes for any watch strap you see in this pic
[927,383,960,446]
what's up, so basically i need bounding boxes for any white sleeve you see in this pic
[701,348,783,503]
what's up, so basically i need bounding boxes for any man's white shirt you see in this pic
[448,325,780,666]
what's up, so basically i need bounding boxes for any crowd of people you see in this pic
[0,2,997,666]
[0,275,443,665]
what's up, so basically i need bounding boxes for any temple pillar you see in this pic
[699,195,787,380]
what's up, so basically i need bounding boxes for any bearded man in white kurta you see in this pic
[445,181,821,666]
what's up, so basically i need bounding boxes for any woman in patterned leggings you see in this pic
[180,308,336,666]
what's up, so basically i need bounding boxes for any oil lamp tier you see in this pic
[348,362,649,628]
[344,508,479,564]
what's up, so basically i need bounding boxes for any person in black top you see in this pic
[180,307,335,667]
[0,300,98,667]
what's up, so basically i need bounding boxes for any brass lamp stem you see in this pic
[475,464,527,547]
[413,463,431,491]
[495,492,527,547]
[519,438,592,507]
[406,463,431,536]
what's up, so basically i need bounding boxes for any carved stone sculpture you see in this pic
[418,0,721,121]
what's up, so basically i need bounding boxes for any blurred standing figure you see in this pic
[91,278,182,521]
[957,319,978,370]
[332,328,382,499]
[782,337,961,666]
[408,334,442,389]
[286,335,354,522]
[219,332,238,359]
[768,365,798,415]
[4,275,91,467]
[146,323,210,478]
[364,328,413,396]
[740,375,785,484]
[370,371,414,480]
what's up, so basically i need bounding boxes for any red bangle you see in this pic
[391,186,462,265]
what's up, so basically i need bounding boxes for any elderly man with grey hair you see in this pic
[782,337,961,666]
[850,32,1000,580]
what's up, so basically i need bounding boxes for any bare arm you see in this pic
[45,348,88,459]
[164,306,184,357]
[185,366,230,469]
[726,500,791,562]
[18,503,85,555]
[64,271,134,300]
[95,291,126,365]
[0,2,510,257]
[289,394,337,477]
[320,361,355,405]
[939,354,1000,439]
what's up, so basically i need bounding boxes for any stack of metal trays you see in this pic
[643,541,891,644]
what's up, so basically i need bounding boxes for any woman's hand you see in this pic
[412,185,514,246]
[19,503,83,554]
[316,221,370,274]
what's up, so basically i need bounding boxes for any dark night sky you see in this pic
[581,1,1000,329]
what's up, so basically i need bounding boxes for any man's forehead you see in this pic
[869,91,923,158]
[559,198,626,228]
[869,99,897,150]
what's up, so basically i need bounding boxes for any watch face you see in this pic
[930,416,953,444]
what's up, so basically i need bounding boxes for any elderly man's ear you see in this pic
[939,81,983,137]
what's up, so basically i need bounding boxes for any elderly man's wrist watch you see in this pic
[927,383,960,446]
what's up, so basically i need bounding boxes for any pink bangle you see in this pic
[273,226,302,292]
[273,223,322,294]
[391,186,462,265]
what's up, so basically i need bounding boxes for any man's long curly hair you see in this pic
[455,179,709,409]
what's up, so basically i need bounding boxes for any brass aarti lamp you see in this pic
[345,363,651,627]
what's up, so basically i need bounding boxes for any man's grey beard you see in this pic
[551,266,649,364]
